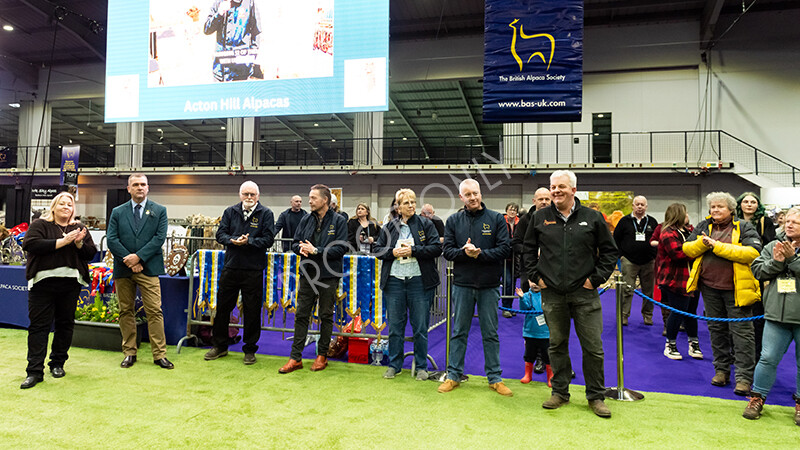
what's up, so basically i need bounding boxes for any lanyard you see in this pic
[633,215,649,234]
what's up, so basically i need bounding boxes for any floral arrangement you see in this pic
[75,292,120,323]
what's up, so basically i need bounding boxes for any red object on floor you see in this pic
[348,338,370,364]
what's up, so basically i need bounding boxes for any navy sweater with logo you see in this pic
[442,203,511,289]
[216,202,275,271]
[292,209,348,279]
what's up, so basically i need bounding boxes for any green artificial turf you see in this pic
[0,327,797,448]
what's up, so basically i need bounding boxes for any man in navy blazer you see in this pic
[106,174,173,370]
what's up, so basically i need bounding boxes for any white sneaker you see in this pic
[664,342,682,360]
[383,367,398,379]
[688,341,703,359]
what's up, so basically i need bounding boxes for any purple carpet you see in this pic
[226,290,797,406]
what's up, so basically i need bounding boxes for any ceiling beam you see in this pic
[333,114,353,134]
[0,56,39,89]
[389,94,430,159]
[455,80,484,149]
[272,117,324,161]
[166,121,209,143]
[50,109,112,144]
[19,0,106,62]
[700,0,726,49]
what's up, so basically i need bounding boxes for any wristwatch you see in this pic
[313,247,320,255]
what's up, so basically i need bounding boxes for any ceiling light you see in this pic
[157,128,163,132]
[3,25,13,32]
[389,120,395,124]
[314,123,319,127]
[78,131,84,134]
[402,137,407,141]
[183,142,188,146]
[109,144,114,147]
[331,139,336,142]
[597,114,604,118]
[220,126,226,130]
[8,102,20,108]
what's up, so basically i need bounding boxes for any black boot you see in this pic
[533,357,544,374]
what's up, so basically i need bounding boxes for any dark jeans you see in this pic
[385,276,434,372]
[212,268,263,354]
[524,337,550,364]
[26,277,81,376]
[700,285,755,383]
[662,287,698,341]
[541,287,605,401]
[446,285,502,384]
[290,277,338,361]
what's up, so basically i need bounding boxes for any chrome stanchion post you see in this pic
[430,262,452,382]
[605,274,644,401]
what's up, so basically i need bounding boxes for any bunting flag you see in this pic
[371,258,385,333]
[195,250,383,327]
[196,249,225,316]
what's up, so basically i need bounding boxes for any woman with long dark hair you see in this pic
[657,203,702,360]
[347,203,380,253]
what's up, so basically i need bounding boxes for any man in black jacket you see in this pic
[613,195,658,326]
[438,179,513,397]
[513,187,552,295]
[524,170,618,418]
[274,195,307,252]
[279,184,348,374]
[513,187,551,373]
[204,181,274,365]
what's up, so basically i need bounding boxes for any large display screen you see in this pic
[105,0,389,122]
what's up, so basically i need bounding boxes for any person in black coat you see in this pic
[374,189,441,380]
[346,203,381,253]
[203,181,275,365]
[20,192,97,389]
[279,184,348,374]
[736,191,776,364]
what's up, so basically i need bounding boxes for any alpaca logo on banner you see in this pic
[508,19,554,72]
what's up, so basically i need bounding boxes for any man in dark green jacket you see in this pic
[107,174,172,370]
[524,170,618,418]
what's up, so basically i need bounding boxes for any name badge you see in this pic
[777,277,797,294]
[635,232,646,242]
[536,315,546,326]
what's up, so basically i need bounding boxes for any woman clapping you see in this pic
[20,192,96,389]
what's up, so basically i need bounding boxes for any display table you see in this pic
[0,265,195,345]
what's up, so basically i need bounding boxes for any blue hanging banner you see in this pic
[60,144,80,185]
[483,0,583,123]
[0,146,10,169]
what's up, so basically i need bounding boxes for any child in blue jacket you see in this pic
[516,287,552,386]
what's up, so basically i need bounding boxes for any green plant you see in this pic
[75,292,120,324]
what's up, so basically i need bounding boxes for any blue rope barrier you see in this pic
[632,289,764,323]
[499,287,609,315]
[499,306,543,315]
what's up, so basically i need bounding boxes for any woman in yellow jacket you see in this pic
[683,192,762,397]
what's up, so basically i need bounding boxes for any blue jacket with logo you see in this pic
[443,203,511,289]
[292,209,348,279]
[374,214,442,291]
[216,202,275,271]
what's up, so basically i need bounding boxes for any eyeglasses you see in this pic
[241,192,258,197]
